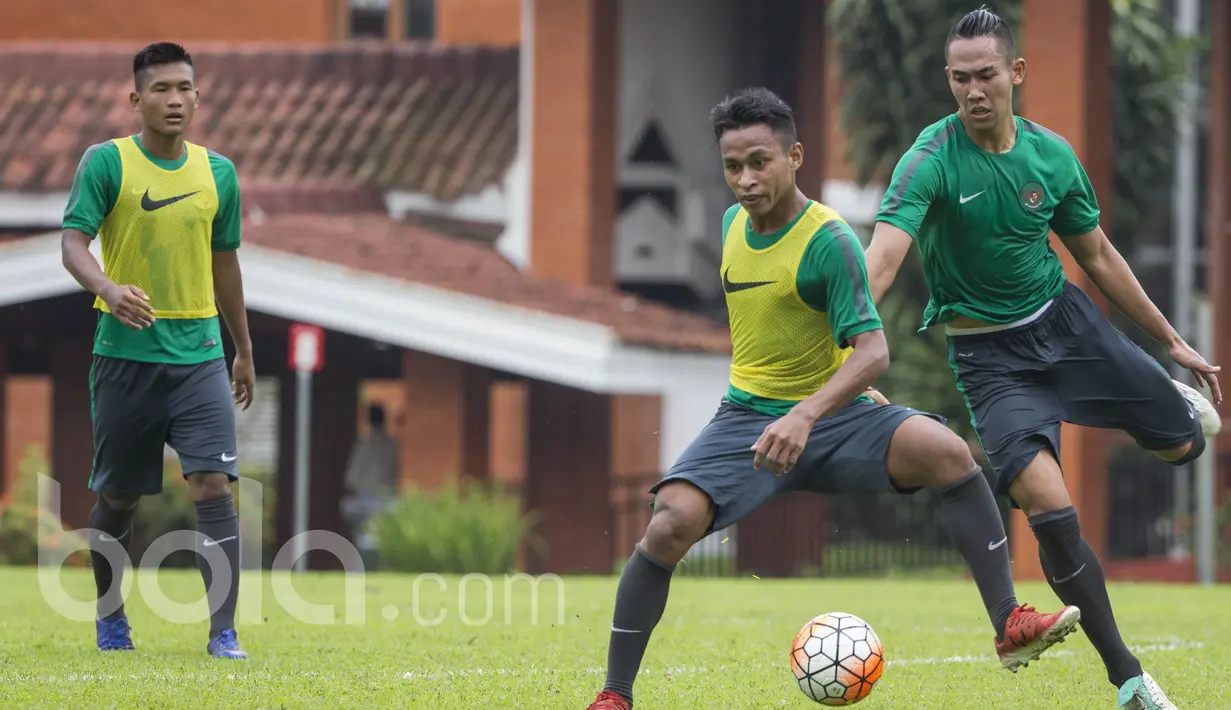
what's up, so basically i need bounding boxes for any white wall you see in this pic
[614,0,742,292]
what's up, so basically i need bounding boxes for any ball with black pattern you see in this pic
[789,612,885,705]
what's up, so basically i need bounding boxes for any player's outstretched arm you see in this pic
[865,222,914,304]
[1062,227,1221,402]
[792,329,890,423]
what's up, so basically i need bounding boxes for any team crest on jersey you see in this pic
[1020,181,1045,211]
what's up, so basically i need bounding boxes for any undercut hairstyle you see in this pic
[132,42,193,90]
[709,87,797,147]
[946,6,1016,60]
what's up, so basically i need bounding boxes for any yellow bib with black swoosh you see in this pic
[94,136,220,319]
[721,202,852,401]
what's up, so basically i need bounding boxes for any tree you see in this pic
[827,0,1189,438]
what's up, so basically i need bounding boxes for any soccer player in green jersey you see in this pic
[866,9,1221,709]
[60,42,253,660]
[586,87,1079,710]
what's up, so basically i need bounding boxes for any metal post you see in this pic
[1195,300,1216,585]
[293,368,312,573]
[1169,0,1200,558]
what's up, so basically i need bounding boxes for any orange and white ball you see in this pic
[789,612,885,705]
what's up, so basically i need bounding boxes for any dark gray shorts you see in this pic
[948,281,1199,499]
[89,355,239,497]
[650,399,943,532]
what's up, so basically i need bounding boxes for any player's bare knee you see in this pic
[642,482,713,563]
[186,472,232,500]
[887,415,976,488]
[1008,452,1071,518]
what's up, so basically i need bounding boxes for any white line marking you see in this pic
[6,640,1203,684]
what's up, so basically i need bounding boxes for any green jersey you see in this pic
[876,114,1101,329]
[63,136,242,365]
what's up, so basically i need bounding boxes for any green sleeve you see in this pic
[876,146,943,239]
[1049,147,1101,237]
[62,142,121,236]
[209,150,242,252]
[720,203,741,247]
[797,220,882,348]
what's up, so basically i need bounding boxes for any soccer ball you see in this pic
[789,612,885,705]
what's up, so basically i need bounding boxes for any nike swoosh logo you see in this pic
[611,627,642,634]
[722,267,774,294]
[203,535,237,547]
[1052,563,1086,584]
[221,453,237,462]
[98,533,116,543]
[141,188,199,211]
[988,536,1007,551]
[959,190,985,205]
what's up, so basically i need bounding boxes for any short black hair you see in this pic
[709,87,797,146]
[132,42,193,90]
[946,6,1015,60]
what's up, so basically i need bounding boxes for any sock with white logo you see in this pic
[89,498,136,620]
[1031,506,1141,687]
[937,467,1018,640]
[603,545,675,705]
[195,493,241,638]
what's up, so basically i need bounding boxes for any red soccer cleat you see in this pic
[586,690,632,710]
[995,603,1082,672]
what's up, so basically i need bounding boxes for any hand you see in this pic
[1168,339,1222,405]
[231,353,256,410]
[865,388,890,405]
[101,284,155,330]
[751,410,813,475]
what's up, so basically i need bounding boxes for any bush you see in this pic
[369,481,543,574]
[0,447,89,567]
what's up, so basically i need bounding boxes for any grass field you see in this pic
[0,568,1226,709]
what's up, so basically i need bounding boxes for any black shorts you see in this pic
[649,399,943,532]
[947,281,1200,499]
[89,355,240,497]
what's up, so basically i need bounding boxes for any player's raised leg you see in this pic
[862,406,1080,672]
[169,359,246,659]
[86,355,172,651]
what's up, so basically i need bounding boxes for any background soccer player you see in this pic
[866,9,1221,710]
[60,42,254,660]
[586,87,1078,710]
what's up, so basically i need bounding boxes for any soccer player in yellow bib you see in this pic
[586,88,1078,710]
[60,42,253,660]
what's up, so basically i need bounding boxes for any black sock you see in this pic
[1031,506,1142,688]
[603,545,675,705]
[89,499,136,620]
[195,493,241,637]
[937,467,1018,640]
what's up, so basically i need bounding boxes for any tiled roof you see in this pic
[243,213,732,354]
[0,43,518,201]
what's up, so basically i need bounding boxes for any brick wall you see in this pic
[437,0,520,47]
[0,0,333,42]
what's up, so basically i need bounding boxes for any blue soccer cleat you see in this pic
[207,629,248,659]
[96,615,134,651]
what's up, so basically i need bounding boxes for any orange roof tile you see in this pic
[243,213,733,354]
[0,42,518,201]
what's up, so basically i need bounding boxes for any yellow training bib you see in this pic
[95,136,220,319]
[722,202,852,401]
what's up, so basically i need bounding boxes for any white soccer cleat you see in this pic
[1118,672,1177,709]
[1172,379,1221,438]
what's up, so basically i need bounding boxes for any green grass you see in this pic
[0,567,1227,708]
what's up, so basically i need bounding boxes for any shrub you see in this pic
[369,481,544,574]
[0,447,88,567]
